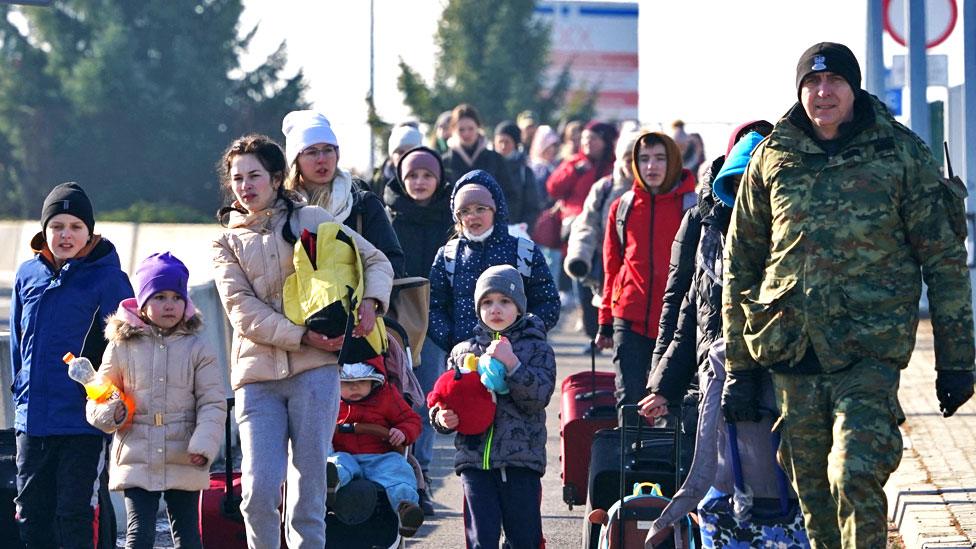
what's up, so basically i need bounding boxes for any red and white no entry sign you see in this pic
[883,0,958,49]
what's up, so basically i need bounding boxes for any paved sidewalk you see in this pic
[885,320,976,549]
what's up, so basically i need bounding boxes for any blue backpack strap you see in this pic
[614,190,635,249]
[515,237,534,279]
[443,238,460,287]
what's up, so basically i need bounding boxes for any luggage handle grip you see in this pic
[575,389,613,401]
[222,397,243,521]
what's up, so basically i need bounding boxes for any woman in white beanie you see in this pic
[282,110,405,278]
[370,123,424,197]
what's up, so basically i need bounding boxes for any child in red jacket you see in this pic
[328,356,425,537]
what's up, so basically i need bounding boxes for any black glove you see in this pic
[721,369,763,423]
[936,370,975,418]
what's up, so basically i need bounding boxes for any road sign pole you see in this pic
[965,0,976,199]
[867,0,886,97]
[906,0,931,145]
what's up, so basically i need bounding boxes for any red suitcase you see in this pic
[559,343,616,508]
[199,397,248,548]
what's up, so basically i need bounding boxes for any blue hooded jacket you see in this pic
[10,234,134,435]
[428,170,560,351]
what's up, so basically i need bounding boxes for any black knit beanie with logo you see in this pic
[795,42,861,97]
[41,182,95,234]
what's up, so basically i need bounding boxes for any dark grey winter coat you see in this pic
[434,314,556,475]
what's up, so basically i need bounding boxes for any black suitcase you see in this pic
[0,429,113,549]
[0,429,19,547]
[582,406,686,549]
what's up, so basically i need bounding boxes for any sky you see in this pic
[241,0,969,172]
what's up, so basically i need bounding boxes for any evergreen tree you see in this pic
[395,0,595,134]
[0,0,307,219]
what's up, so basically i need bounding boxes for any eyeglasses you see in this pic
[455,206,493,218]
[300,145,337,160]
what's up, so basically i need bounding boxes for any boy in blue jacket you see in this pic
[9,182,133,548]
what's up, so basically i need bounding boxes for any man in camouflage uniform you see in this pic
[720,42,976,548]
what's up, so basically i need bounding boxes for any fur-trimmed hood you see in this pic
[105,298,203,343]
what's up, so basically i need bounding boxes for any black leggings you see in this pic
[123,487,201,549]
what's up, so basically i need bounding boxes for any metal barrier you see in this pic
[0,282,233,430]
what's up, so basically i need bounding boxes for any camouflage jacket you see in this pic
[723,94,974,374]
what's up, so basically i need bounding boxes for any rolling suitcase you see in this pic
[199,397,248,548]
[559,342,616,508]
[583,404,688,549]
[0,429,19,547]
[0,429,111,548]
[586,406,696,548]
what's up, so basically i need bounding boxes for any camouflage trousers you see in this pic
[772,358,903,549]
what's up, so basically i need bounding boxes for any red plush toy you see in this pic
[427,354,496,435]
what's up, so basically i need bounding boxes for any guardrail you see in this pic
[0,282,233,430]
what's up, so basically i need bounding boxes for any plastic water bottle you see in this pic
[63,352,133,428]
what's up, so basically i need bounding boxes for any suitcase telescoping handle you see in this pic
[617,403,685,549]
[222,397,243,520]
[575,340,614,403]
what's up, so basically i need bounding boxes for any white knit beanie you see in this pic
[282,110,339,166]
[388,124,423,157]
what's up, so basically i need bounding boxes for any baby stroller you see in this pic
[325,317,427,549]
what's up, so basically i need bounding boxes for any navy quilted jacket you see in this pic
[428,170,559,351]
[443,314,556,475]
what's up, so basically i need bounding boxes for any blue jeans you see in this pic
[412,339,446,473]
[328,451,418,508]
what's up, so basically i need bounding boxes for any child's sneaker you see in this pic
[326,461,339,508]
[397,501,425,537]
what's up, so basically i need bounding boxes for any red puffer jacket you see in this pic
[334,383,422,455]
[546,151,613,218]
[600,169,696,339]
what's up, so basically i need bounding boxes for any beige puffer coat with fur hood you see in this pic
[87,299,227,492]
[213,200,393,390]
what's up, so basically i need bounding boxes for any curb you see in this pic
[886,429,976,548]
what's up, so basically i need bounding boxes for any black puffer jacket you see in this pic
[647,157,726,401]
[501,151,542,229]
[384,148,455,279]
[348,180,407,279]
[650,156,723,373]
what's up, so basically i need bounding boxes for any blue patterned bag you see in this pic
[696,424,810,549]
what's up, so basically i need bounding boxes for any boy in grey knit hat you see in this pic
[431,264,556,547]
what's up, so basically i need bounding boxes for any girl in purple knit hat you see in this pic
[85,252,227,549]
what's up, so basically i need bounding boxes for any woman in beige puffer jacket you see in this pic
[212,134,393,549]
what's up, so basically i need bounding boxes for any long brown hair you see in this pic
[216,134,300,243]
